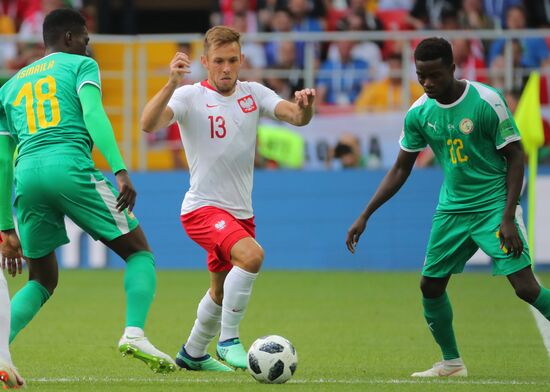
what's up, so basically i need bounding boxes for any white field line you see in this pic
[27,377,550,386]
[531,275,550,359]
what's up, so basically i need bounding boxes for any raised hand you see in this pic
[294,88,316,110]
[115,170,136,213]
[169,52,191,86]
[1,230,24,277]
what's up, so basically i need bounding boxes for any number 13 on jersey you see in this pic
[13,75,61,134]
[209,115,227,139]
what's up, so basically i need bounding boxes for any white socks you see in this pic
[219,266,257,342]
[0,272,12,365]
[124,326,144,338]
[185,290,222,358]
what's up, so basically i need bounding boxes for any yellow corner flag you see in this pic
[513,72,545,267]
[515,72,544,154]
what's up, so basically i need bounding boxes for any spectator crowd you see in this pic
[1,0,550,168]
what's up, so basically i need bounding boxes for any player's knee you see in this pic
[239,246,264,273]
[514,284,540,304]
[419,279,444,299]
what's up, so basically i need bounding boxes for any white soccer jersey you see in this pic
[167,80,283,219]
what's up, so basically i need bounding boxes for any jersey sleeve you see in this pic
[76,57,102,94]
[399,109,427,152]
[250,82,283,120]
[167,86,192,125]
[482,91,521,150]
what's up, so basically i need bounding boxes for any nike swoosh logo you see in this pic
[206,104,218,108]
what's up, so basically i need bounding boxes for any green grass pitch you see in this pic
[7,270,550,391]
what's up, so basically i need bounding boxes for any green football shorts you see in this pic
[14,154,139,259]
[422,206,531,277]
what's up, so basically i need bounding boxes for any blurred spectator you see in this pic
[488,6,550,71]
[482,0,522,29]
[376,0,414,10]
[258,0,283,31]
[489,39,526,91]
[524,0,550,28]
[265,8,293,66]
[328,11,383,80]
[438,6,460,29]
[177,42,204,84]
[452,38,488,83]
[289,0,324,67]
[10,0,69,71]
[230,12,267,69]
[19,0,66,39]
[212,0,258,33]
[355,53,423,111]
[343,0,384,32]
[330,133,365,169]
[459,0,494,29]
[0,2,17,70]
[317,40,369,105]
[264,41,303,100]
[407,0,461,29]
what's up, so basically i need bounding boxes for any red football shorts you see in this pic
[181,206,256,272]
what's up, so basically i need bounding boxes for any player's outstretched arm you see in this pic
[274,88,316,126]
[141,52,190,133]
[498,141,525,258]
[346,149,418,254]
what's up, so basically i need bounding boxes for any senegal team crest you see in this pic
[459,118,474,134]
[238,95,257,113]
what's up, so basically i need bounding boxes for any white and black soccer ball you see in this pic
[247,335,298,384]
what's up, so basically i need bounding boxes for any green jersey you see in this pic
[400,81,521,213]
[0,52,101,164]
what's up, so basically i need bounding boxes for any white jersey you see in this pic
[168,80,283,219]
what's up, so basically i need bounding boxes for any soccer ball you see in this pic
[247,335,298,384]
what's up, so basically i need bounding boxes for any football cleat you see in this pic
[411,359,468,377]
[176,346,233,372]
[0,360,25,389]
[118,335,176,374]
[216,338,247,369]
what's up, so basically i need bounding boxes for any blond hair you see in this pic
[204,26,241,54]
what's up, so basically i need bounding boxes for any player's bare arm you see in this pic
[274,88,316,126]
[141,52,191,132]
[0,230,23,277]
[498,141,525,258]
[346,149,419,254]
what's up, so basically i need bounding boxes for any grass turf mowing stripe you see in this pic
[27,377,550,386]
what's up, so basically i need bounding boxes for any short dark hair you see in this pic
[414,37,453,66]
[43,8,86,47]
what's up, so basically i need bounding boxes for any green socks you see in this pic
[10,280,50,343]
[533,286,550,319]
[124,251,156,329]
[422,292,460,360]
